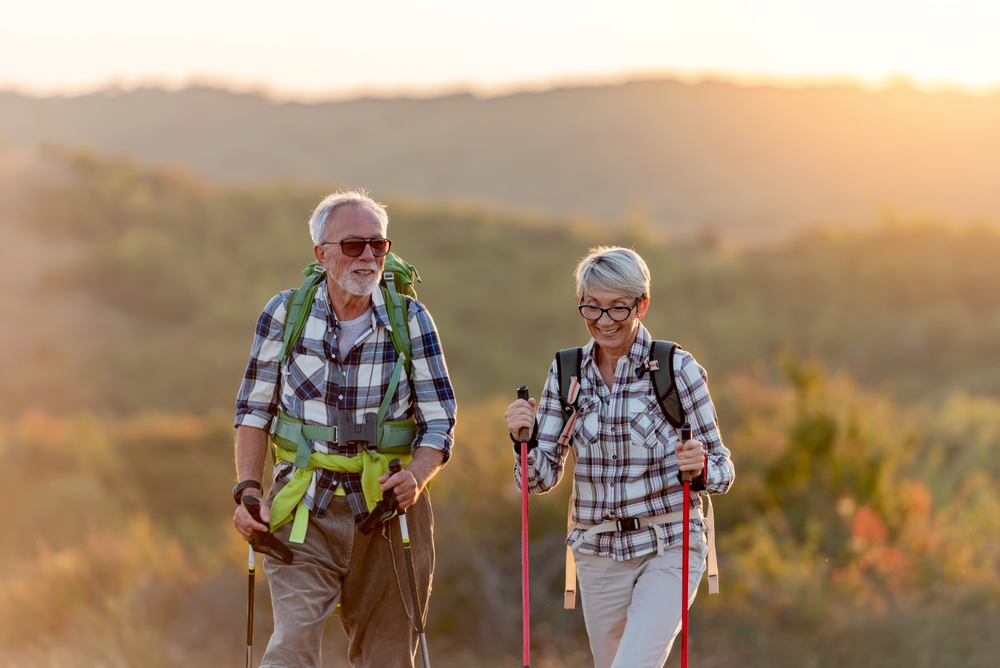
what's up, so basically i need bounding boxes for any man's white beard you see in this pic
[333,261,381,296]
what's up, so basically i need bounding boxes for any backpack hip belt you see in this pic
[268,410,416,544]
[567,494,719,595]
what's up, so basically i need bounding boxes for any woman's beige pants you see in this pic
[574,533,707,668]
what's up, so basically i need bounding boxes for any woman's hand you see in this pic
[676,438,706,478]
[505,398,537,440]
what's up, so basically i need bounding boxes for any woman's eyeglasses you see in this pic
[321,237,392,257]
[578,299,640,322]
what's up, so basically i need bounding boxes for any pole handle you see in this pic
[243,495,264,524]
[516,385,531,442]
[679,422,693,483]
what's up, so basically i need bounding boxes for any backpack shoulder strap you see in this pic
[381,271,412,375]
[555,347,582,421]
[279,262,326,368]
[649,340,685,428]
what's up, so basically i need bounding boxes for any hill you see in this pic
[3,148,1000,415]
[3,79,1000,237]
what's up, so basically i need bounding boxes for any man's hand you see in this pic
[379,446,445,510]
[233,496,271,540]
[676,438,706,479]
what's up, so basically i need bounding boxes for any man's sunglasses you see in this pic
[321,237,392,257]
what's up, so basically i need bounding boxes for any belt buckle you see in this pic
[616,517,640,532]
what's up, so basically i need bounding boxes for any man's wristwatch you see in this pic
[233,480,263,505]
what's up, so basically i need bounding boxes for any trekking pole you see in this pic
[516,385,531,668]
[680,422,692,668]
[246,543,255,668]
[390,458,432,668]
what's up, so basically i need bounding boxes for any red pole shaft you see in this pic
[681,480,690,668]
[521,441,531,668]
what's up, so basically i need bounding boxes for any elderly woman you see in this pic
[505,246,734,668]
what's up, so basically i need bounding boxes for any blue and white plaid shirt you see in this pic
[235,277,457,521]
[515,325,734,561]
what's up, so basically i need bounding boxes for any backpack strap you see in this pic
[555,347,582,421]
[279,262,327,369]
[380,271,412,376]
[555,346,582,609]
[649,340,685,429]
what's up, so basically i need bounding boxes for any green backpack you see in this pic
[279,252,421,374]
[270,252,422,462]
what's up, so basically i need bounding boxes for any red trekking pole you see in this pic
[680,421,692,668]
[516,385,532,668]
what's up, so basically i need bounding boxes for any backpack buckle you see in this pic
[616,517,641,532]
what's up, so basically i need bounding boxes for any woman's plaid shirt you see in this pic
[514,325,734,561]
[235,279,457,523]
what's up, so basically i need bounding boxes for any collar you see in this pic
[581,322,653,370]
[315,275,394,333]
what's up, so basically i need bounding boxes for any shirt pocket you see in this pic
[282,341,327,402]
[571,396,602,447]
[627,390,670,452]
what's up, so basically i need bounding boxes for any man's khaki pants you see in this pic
[574,533,707,668]
[260,490,434,668]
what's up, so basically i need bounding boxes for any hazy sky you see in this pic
[3,0,999,98]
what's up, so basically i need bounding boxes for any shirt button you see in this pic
[610,483,615,488]
[339,395,344,400]
[610,427,615,433]
[612,454,617,460]
[342,371,346,377]
[609,511,616,517]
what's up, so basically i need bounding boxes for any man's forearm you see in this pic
[406,445,445,491]
[235,425,269,496]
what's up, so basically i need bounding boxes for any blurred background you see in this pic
[2,2,1000,666]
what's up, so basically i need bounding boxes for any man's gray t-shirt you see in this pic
[338,308,373,358]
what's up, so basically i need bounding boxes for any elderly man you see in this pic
[232,191,457,667]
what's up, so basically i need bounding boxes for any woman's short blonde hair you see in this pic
[575,246,650,300]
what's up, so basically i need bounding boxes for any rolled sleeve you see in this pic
[513,361,569,494]
[234,291,290,431]
[406,301,457,462]
[675,352,735,495]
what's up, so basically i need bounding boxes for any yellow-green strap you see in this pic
[270,443,411,543]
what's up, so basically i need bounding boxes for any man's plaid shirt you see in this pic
[235,278,457,522]
[515,325,734,561]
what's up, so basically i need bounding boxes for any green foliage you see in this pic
[3,370,1000,665]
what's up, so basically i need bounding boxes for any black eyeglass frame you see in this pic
[578,298,642,322]
[320,237,392,257]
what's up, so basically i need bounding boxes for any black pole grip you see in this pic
[679,422,693,483]
[517,385,529,401]
[242,495,264,524]
[388,458,403,476]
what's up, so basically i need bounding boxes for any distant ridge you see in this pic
[3,79,1000,234]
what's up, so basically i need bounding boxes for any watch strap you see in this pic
[233,480,263,505]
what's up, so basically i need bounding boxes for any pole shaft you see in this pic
[401,511,431,667]
[681,480,690,668]
[247,545,256,668]
[521,441,531,668]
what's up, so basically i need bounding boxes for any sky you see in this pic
[2,0,1000,99]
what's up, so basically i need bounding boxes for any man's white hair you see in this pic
[308,190,388,245]
[575,246,651,300]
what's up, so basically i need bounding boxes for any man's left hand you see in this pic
[379,468,421,510]
[378,446,445,510]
